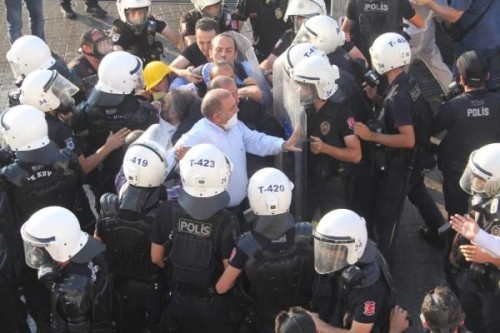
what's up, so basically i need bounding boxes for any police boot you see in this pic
[60,2,77,19]
[85,4,107,17]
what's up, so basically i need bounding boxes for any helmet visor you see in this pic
[125,7,148,26]
[23,242,53,269]
[296,82,317,106]
[293,24,314,45]
[8,58,24,80]
[313,238,350,274]
[293,16,308,34]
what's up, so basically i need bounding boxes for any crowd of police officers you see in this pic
[1,0,500,332]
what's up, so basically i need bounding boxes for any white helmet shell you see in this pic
[20,69,79,112]
[313,209,368,274]
[21,206,104,264]
[247,167,294,216]
[116,0,151,23]
[283,43,326,75]
[0,105,49,151]
[291,54,339,100]
[294,15,345,54]
[369,32,411,75]
[460,143,500,196]
[191,0,223,12]
[96,51,144,94]
[284,0,326,22]
[6,35,56,80]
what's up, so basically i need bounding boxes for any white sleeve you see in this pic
[240,123,284,156]
[473,229,500,258]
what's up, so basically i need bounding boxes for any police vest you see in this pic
[113,19,163,64]
[1,157,79,226]
[237,222,315,322]
[99,190,162,282]
[169,201,230,291]
[51,256,112,333]
[354,0,402,47]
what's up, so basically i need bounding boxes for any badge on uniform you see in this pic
[275,8,283,20]
[111,34,120,42]
[320,121,331,136]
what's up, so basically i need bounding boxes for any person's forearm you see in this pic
[474,229,500,258]
[322,144,361,163]
[79,144,113,174]
[428,0,463,23]
[370,132,415,149]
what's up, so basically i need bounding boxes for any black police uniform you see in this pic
[305,93,357,220]
[182,43,209,68]
[96,187,166,333]
[50,253,113,332]
[71,89,158,200]
[368,72,442,260]
[0,143,81,331]
[456,200,500,333]
[228,217,315,332]
[346,0,416,61]
[327,46,367,89]
[236,0,291,62]
[151,199,238,333]
[111,16,167,65]
[311,241,393,333]
[181,7,240,39]
[270,29,294,58]
[433,90,500,217]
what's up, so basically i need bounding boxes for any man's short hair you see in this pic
[275,307,316,333]
[209,61,235,81]
[211,32,237,52]
[195,17,219,34]
[160,88,201,122]
[80,28,106,47]
[208,75,235,91]
[421,285,465,333]
[201,88,231,119]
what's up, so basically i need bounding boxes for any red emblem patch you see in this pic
[347,117,356,129]
[364,301,376,316]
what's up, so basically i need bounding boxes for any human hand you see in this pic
[353,122,375,141]
[175,146,190,162]
[389,306,410,333]
[310,136,324,155]
[104,128,131,151]
[363,84,379,101]
[243,77,258,86]
[460,244,490,264]
[183,66,202,83]
[283,128,304,153]
[450,214,479,241]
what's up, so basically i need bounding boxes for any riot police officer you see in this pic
[0,105,82,332]
[450,143,500,333]
[291,54,362,220]
[151,143,239,332]
[181,0,241,46]
[433,50,500,220]
[21,206,112,332]
[96,125,171,332]
[71,51,158,203]
[353,33,443,260]
[6,35,86,106]
[309,209,393,333]
[112,0,184,64]
[215,167,315,332]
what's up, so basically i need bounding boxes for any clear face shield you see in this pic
[292,16,309,34]
[125,7,148,27]
[296,82,318,106]
[93,35,114,59]
[460,164,500,197]
[313,234,352,274]
[8,58,25,81]
[23,242,54,269]
[293,23,315,45]
[203,2,223,20]
[49,72,79,114]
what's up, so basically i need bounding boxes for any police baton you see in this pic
[388,148,418,249]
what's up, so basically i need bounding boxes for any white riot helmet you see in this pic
[460,143,500,197]
[191,0,223,18]
[21,206,105,267]
[0,105,49,152]
[291,54,340,103]
[117,0,151,32]
[178,143,233,220]
[284,0,326,28]
[6,35,56,81]
[20,69,79,113]
[283,43,327,76]
[123,124,171,188]
[313,209,368,274]
[369,32,411,75]
[96,51,144,95]
[248,167,294,216]
[294,15,345,54]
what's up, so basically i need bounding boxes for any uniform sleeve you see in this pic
[351,284,386,324]
[151,202,173,245]
[346,0,357,21]
[388,94,414,128]
[473,229,500,258]
[154,17,167,33]
[400,0,417,20]
[55,126,82,157]
[236,0,249,20]
[271,30,292,57]
[228,246,249,269]
[241,123,284,156]
[220,214,238,259]
[432,102,453,134]
[337,104,356,140]
[70,103,89,134]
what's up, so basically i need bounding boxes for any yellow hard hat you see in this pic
[144,61,172,91]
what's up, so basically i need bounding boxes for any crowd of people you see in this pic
[1,0,500,332]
